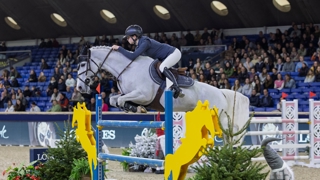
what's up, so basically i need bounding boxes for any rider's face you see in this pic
[127,36,136,45]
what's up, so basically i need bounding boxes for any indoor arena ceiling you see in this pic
[0,0,319,41]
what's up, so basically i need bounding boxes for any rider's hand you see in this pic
[112,45,119,50]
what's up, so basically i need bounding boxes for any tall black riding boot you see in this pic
[162,67,185,99]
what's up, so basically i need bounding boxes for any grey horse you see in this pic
[76,46,250,145]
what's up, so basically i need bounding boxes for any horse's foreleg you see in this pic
[109,94,121,107]
[117,91,146,112]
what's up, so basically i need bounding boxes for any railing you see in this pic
[0,50,32,70]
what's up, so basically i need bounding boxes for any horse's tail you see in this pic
[220,89,250,145]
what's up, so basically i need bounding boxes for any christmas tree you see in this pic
[190,103,269,180]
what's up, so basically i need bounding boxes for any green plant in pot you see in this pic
[70,158,91,180]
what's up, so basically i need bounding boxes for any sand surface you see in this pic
[1,146,320,180]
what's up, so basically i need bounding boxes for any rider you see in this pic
[111,24,184,99]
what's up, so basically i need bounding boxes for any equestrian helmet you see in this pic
[124,25,143,38]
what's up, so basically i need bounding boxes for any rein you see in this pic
[77,48,134,93]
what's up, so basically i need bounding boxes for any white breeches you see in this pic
[159,48,181,72]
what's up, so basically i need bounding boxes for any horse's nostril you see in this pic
[78,86,82,90]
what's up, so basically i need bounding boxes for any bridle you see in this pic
[77,48,134,93]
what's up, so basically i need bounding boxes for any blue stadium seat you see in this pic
[266,107,277,112]
[253,107,266,112]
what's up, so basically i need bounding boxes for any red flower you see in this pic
[35,166,39,170]
[2,170,5,176]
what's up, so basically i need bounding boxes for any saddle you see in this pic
[146,60,194,111]
[149,60,194,87]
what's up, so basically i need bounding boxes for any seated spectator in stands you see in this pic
[290,47,299,62]
[38,38,46,48]
[307,42,317,57]
[220,79,230,89]
[71,88,84,107]
[249,89,260,108]
[259,89,274,107]
[47,100,61,112]
[30,102,41,112]
[194,62,203,76]
[0,91,9,108]
[213,61,220,72]
[282,57,295,72]
[238,67,249,84]
[248,67,256,83]
[11,94,17,105]
[264,74,274,90]
[102,99,109,112]
[14,99,25,111]
[87,98,96,111]
[18,92,27,106]
[30,86,40,97]
[274,73,284,90]
[259,67,268,84]
[53,68,61,81]
[109,87,118,98]
[275,58,284,72]
[231,79,242,92]
[298,62,308,77]
[65,62,72,73]
[269,68,277,81]
[57,78,66,92]
[59,93,69,112]
[295,56,307,73]
[10,77,18,87]
[315,66,320,82]
[10,67,21,78]
[263,57,273,72]
[254,79,263,95]
[48,77,57,90]
[243,57,253,72]
[191,74,198,81]
[304,70,315,83]
[199,74,206,83]
[254,56,265,73]
[66,52,75,64]
[61,67,69,78]
[50,88,61,102]
[38,72,46,82]
[5,100,14,112]
[27,70,37,82]
[65,74,75,88]
[224,62,234,78]
[297,44,307,57]
[40,59,49,70]
[241,78,253,96]
[23,86,32,99]
[52,38,59,48]
[283,74,296,89]
[3,77,11,88]
[0,69,9,81]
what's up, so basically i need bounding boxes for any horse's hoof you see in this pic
[138,106,148,113]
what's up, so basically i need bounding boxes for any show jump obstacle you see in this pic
[72,90,222,180]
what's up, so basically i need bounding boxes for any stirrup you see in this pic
[172,86,185,99]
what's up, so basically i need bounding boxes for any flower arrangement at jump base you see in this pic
[3,161,45,180]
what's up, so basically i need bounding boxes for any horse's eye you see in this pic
[80,63,85,67]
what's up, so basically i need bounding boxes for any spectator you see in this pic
[274,73,284,90]
[298,62,309,77]
[70,88,84,107]
[275,58,284,72]
[231,79,243,92]
[47,100,61,112]
[109,87,118,98]
[3,77,11,88]
[50,88,61,102]
[40,59,49,70]
[87,98,96,111]
[315,66,320,82]
[9,67,21,79]
[57,78,66,92]
[10,77,19,87]
[206,69,216,82]
[259,89,274,107]
[39,39,47,48]
[52,38,59,48]
[284,74,296,89]
[249,89,260,108]
[304,69,315,83]
[224,62,234,78]
[23,86,32,99]
[27,70,37,82]
[59,93,69,112]
[5,100,14,112]
[290,47,299,62]
[102,99,109,112]
[30,102,41,112]
[65,74,76,88]
[38,72,46,82]
[297,44,306,57]
[0,69,10,80]
[264,74,274,89]
[259,67,268,84]
[248,68,257,83]
[254,56,265,73]
[14,99,25,111]
[241,78,253,96]
[307,42,317,57]
[282,57,295,72]
[254,78,263,95]
[311,50,320,61]
[295,56,307,72]
[238,67,249,84]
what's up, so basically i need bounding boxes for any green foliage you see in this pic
[120,148,131,171]
[69,158,90,180]
[3,161,45,180]
[189,108,269,180]
[41,120,87,180]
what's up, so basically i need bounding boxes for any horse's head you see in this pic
[76,61,95,94]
